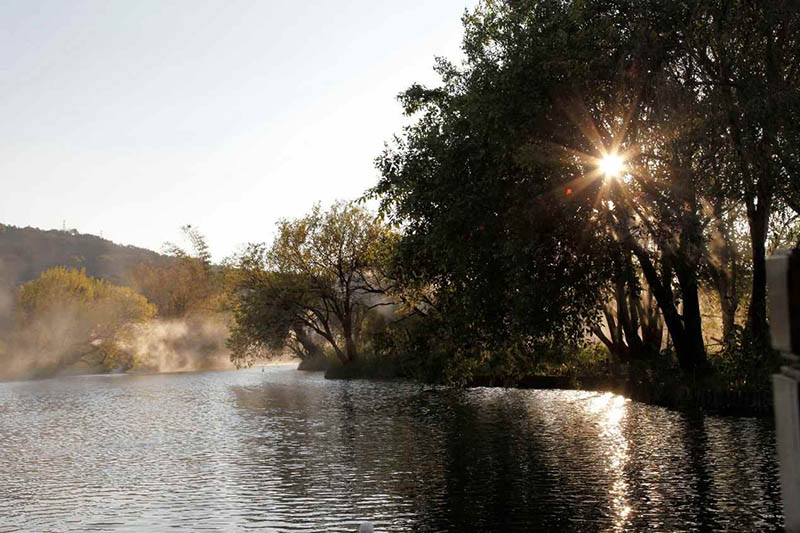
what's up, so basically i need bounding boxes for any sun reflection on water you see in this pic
[588,392,631,530]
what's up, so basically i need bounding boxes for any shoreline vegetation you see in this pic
[2,1,798,419]
[309,353,773,417]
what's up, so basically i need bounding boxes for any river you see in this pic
[0,365,783,531]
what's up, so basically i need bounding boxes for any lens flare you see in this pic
[600,153,624,178]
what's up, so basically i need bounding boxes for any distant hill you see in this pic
[0,224,167,288]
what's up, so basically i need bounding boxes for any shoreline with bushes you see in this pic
[306,349,776,417]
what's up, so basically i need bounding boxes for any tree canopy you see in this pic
[130,225,219,318]
[372,0,800,382]
[13,266,156,373]
[228,201,395,366]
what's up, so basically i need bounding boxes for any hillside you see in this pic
[0,224,166,288]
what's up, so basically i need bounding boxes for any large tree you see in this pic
[374,0,798,375]
[675,0,800,349]
[227,267,327,366]
[372,3,631,379]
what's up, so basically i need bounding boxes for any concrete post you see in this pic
[768,251,800,530]
[774,365,800,532]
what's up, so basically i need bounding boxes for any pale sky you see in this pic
[0,0,476,260]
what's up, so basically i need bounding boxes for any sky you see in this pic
[0,0,476,260]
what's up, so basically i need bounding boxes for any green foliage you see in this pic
[711,326,782,392]
[227,267,314,367]
[368,0,799,389]
[227,201,396,366]
[371,0,627,379]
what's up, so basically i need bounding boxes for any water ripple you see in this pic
[0,367,782,531]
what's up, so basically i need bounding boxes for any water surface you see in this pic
[0,366,782,531]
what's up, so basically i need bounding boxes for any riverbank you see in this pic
[318,354,774,417]
[461,374,773,416]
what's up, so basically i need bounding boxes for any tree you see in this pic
[376,0,717,374]
[373,0,800,379]
[227,267,327,366]
[702,199,749,346]
[228,201,395,366]
[374,5,635,374]
[130,225,219,317]
[677,0,800,349]
[13,267,155,373]
[591,274,664,363]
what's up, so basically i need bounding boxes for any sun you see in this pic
[599,153,624,178]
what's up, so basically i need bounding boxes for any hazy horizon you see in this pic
[1,0,476,260]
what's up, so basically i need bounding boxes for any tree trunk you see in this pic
[595,277,661,361]
[630,248,682,349]
[676,265,708,372]
[629,242,707,373]
[635,288,663,355]
[344,331,358,363]
[293,327,325,361]
[708,202,739,345]
[611,168,707,372]
[593,302,627,361]
[720,296,736,344]
[616,278,644,358]
[673,162,707,372]
[745,196,770,348]
[341,316,358,364]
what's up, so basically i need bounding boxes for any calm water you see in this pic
[0,366,783,532]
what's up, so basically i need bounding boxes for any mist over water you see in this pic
[0,305,235,381]
[0,367,782,531]
[123,318,234,373]
[0,284,11,319]
[0,227,237,380]
[0,259,19,332]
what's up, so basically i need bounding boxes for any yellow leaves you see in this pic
[18,267,155,322]
[15,267,157,371]
[130,256,216,318]
[230,200,398,365]
[17,267,96,315]
[268,200,395,280]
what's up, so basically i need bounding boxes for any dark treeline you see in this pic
[229,0,800,407]
[369,0,800,392]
